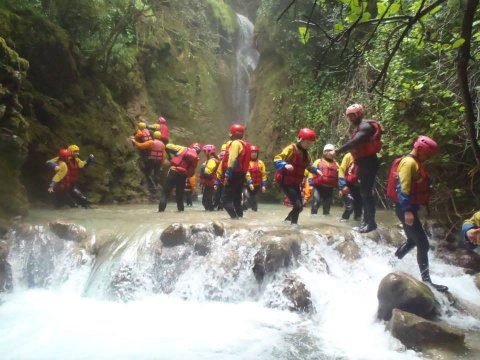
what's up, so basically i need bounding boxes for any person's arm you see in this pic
[397,157,417,212]
[132,139,153,150]
[462,211,480,245]
[46,156,60,169]
[273,145,294,170]
[336,122,375,154]
[204,158,218,176]
[48,162,68,192]
[259,160,267,187]
[165,143,184,159]
[225,141,243,179]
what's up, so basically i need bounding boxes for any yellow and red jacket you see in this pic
[351,120,382,159]
[221,139,251,180]
[246,159,267,187]
[386,155,430,210]
[200,157,221,187]
[338,152,358,188]
[167,143,199,177]
[311,158,339,188]
[274,144,312,187]
[133,139,166,162]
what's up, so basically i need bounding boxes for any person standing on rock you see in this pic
[338,152,362,221]
[335,104,382,233]
[274,128,316,225]
[243,145,267,212]
[386,135,448,292]
[309,144,339,216]
[462,211,480,249]
[159,142,201,212]
[220,124,251,219]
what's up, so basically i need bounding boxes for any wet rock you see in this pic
[0,240,12,292]
[252,235,301,282]
[475,274,480,291]
[436,245,480,273]
[191,224,209,234]
[388,309,465,350]
[160,223,188,247]
[334,239,360,261]
[109,264,143,302]
[378,228,404,247]
[49,221,88,242]
[282,275,313,313]
[364,229,381,243]
[320,226,343,245]
[211,221,225,236]
[377,272,436,321]
[191,231,213,256]
[90,230,116,256]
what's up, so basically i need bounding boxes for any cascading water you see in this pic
[0,204,479,359]
[232,14,260,124]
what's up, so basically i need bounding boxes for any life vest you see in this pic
[200,158,220,187]
[159,124,169,143]
[249,161,263,186]
[221,140,251,178]
[170,147,199,177]
[67,158,80,184]
[140,129,152,142]
[149,139,165,162]
[351,120,382,159]
[275,144,309,187]
[312,159,338,187]
[345,161,359,184]
[386,156,430,205]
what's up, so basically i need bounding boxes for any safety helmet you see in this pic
[157,116,167,124]
[219,150,226,159]
[190,142,202,154]
[250,145,259,152]
[68,144,80,152]
[153,131,162,140]
[202,144,216,155]
[345,103,364,116]
[150,123,160,130]
[323,144,335,152]
[414,136,438,156]
[138,122,147,130]
[58,148,71,159]
[229,123,245,138]
[297,128,317,142]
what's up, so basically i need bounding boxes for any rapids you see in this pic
[0,203,479,360]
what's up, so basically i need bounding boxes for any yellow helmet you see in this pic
[151,123,160,130]
[153,131,162,139]
[68,144,80,152]
[138,122,147,130]
[221,143,227,151]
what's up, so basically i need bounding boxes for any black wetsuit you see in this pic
[337,121,379,230]
[222,172,246,218]
[311,185,333,215]
[159,169,187,212]
[341,183,362,220]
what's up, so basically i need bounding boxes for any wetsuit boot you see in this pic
[421,268,448,292]
[395,241,415,259]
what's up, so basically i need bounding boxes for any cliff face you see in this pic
[0,1,239,230]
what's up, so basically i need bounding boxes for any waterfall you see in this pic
[232,14,260,124]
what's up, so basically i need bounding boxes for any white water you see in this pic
[233,14,259,124]
[1,204,479,360]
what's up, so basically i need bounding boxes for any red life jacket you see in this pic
[221,140,251,178]
[200,158,220,187]
[67,158,80,184]
[170,147,199,177]
[159,124,169,143]
[312,159,338,187]
[140,129,152,142]
[345,161,359,184]
[149,139,165,162]
[351,120,382,159]
[249,161,263,186]
[386,156,430,205]
[275,144,309,187]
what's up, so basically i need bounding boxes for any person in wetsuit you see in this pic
[335,104,382,233]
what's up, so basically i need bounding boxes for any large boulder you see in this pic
[49,221,88,242]
[388,309,465,350]
[191,231,214,256]
[252,234,301,282]
[436,245,480,273]
[160,224,188,247]
[211,221,225,236]
[377,272,436,321]
[282,275,313,313]
[334,239,360,261]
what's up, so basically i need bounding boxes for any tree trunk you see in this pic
[457,0,480,165]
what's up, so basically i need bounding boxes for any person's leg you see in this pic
[250,186,260,211]
[159,170,176,212]
[350,184,363,220]
[320,186,333,215]
[357,156,379,232]
[282,185,303,224]
[232,173,245,218]
[311,187,320,214]
[175,174,186,211]
[204,186,215,210]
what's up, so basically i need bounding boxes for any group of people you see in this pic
[47,105,480,293]
[46,145,94,208]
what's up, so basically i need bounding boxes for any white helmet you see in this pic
[323,144,335,152]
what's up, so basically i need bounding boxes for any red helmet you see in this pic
[219,150,226,159]
[414,136,438,156]
[190,143,202,154]
[202,144,216,155]
[346,104,364,116]
[297,128,317,141]
[157,116,167,124]
[250,145,259,152]
[229,123,245,138]
[58,148,71,160]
